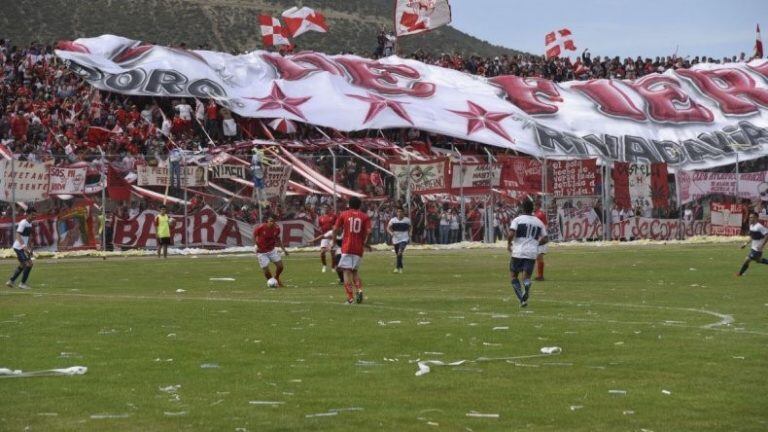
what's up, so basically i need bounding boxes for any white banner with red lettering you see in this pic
[48,166,87,195]
[559,215,710,241]
[112,206,315,249]
[710,202,744,236]
[451,163,501,194]
[676,170,768,204]
[137,165,208,187]
[57,35,768,170]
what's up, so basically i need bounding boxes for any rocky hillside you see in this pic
[2,0,523,57]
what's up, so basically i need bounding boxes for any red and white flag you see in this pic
[395,0,452,37]
[545,28,577,59]
[754,24,764,59]
[281,7,329,38]
[259,14,291,47]
[269,118,298,134]
[572,57,588,77]
[612,162,670,209]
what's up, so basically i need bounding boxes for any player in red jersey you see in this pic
[534,199,548,281]
[253,215,289,287]
[332,197,371,304]
[316,206,336,273]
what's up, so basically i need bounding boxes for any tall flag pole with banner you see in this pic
[395,0,452,37]
[281,7,329,38]
[754,24,764,59]
[259,14,291,47]
[545,28,577,59]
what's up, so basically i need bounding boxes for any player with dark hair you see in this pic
[387,207,412,273]
[333,197,371,304]
[737,212,768,276]
[155,205,173,259]
[507,199,548,307]
[317,206,336,273]
[7,208,37,289]
[533,199,548,281]
[253,215,289,286]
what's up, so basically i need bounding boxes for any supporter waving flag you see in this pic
[545,28,577,59]
[281,7,329,38]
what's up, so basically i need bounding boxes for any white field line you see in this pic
[2,291,760,336]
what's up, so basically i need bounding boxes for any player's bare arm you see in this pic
[507,229,516,252]
[539,235,549,246]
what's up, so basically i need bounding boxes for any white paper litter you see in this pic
[608,390,627,395]
[492,326,509,331]
[415,360,466,376]
[248,401,284,406]
[0,366,87,378]
[209,277,236,281]
[623,410,635,415]
[305,411,338,418]
[164,411,188,417]
[90,413,130,419]
[466,412,500,418]
[540,346,562,354]
[662,389,672,395]
[200,363,220,369]
[570,405,584,411]
[175,289,186,293]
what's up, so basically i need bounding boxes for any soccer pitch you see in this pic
[1,243,767,431]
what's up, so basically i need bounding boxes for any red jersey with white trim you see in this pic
[334,209,371,256]
[534,208,548,225]
[318,214,336,232]
[254,223,281,253]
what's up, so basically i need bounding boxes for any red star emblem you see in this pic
[346,93,413,125]
[247,83,311,121]
[448,101,513,142]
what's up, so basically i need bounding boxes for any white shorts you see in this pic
[320,239,332,250]
[538,244,548,255]
[256,249,282,268]
[337,254,362,270]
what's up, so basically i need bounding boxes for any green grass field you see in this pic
[1,243,767,431]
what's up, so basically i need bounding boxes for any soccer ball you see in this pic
[267,278,279,288]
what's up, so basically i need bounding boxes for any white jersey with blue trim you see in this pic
[388,217,411,244]
[749,222,768,251]
[13,219,33,250]
[510,214,547,260]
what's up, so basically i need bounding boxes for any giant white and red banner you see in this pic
[676,170,768,204]
[56,35,768,170]
[395,0,452,36]
[113,206,316,249]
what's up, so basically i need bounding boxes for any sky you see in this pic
[450,0,768,59]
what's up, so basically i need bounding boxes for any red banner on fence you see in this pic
[548,159,598,198]
[612,162,670,209]
[0,206,98,251]
[499,156,542,193]
[388,157,450,195]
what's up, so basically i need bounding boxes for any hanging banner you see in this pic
[499,156,542,193]
[48,166,87,195]
[137,165,207,187]
[112,206,315,248]
[389,157,450,194]
[676,170,768,204]
[548,159,598,198]
[613,162,669,209]
[262,163,293,200]
[450,163,501,194]
[209,164,246,180]
[0,206,98,251]
[0,160,50,202]
[56,35,768,170]
[395,0,453,36]
[559,215,710,241]
[710,202,744,236]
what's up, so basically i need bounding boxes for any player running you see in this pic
[310,229,345,284]
[6,208,36,289]
[507,199,548,307]
[253,215,289,287]
[534,200,548,281]
[737,212,768,276]
[317,206,336,273]
[333,197,371,304]
[387,208,412,273]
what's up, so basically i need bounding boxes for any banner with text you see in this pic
[499,156,542,193]
[209,164,247,180]
[451,163,501,194]
[389,158,450,194]
[676,170,768,204]
[263,163,293,200]
[48,166,88,195]
[710,202,744,236]
[57,35,768,169]
[558,215,710,241]
[137,165,208,187]
[548,159,599,198]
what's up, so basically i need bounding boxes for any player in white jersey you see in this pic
[387,208,412,273]
[6,208,36,289]
[507,199,548,307]
[737,212,768,276]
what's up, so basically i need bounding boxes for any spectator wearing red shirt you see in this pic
[356,167,371,193]
[204,100,219,140]
[534,200,548,281]
[333,197,371,304]
[253,215,289,287]
[10,111,29,141]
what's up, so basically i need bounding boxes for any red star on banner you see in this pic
[346,93,414,125]
[448,101,513,142]
[247,83,311,121]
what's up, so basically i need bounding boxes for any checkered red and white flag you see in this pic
[259,14,291,47]
[545,28,577,59]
